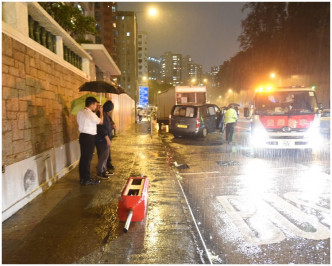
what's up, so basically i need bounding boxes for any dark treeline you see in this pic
[216,2,330,93]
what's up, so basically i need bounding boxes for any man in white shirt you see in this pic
[77,97,104,185]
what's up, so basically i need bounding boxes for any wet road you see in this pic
[159,119,330,264]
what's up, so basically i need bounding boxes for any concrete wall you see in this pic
[111,93,136,133]
[2,3,135,221]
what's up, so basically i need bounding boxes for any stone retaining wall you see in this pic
[2,33,87,166]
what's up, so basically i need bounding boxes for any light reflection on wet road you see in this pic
[160,120,330,264]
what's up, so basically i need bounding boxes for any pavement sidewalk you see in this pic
[2,121,208,264]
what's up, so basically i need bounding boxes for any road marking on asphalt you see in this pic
[175,172,213,264]
[180,171,221,175]
[217,193,330,245]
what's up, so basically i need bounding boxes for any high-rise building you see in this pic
[161,51,182,85]
[94,3,118,61]
[115,11,138,100]
[93,2,119,82]
[148,56,162,82]
[189,63,203,84]
[210,65,221,87]
[181,55,192,85]
[137,31,148,86]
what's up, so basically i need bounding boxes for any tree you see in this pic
[281,2,330,75]
[238,3,287,51]
[39,2,98,43]
[217,2,329,92]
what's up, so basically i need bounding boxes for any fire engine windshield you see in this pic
[254,91,318,115]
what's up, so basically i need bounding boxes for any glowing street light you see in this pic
[147,7,158,17]
[228,89,234,102]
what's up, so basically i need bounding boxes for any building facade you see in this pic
[181,55,192,85]
[160,52,203,86]
[147,56,162,82]
[161,51,182,86]
[94,2,118,81]
[189,62,203,85]
[115,11,138,100]
[137,31,148,87]
[210,65,221,87]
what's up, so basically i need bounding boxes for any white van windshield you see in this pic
[254,91,318,115]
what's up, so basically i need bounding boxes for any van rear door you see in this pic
[205,105,218,132]
[171,106,197,131]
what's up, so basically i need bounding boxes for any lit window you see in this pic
[113,23,116,28]
[127,32,130,36]
[122,16,125,20]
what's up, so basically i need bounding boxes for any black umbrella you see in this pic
[117,85,126,94]
[228,103,240,107]
[79,81,125,94]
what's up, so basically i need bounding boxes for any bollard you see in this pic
[118,176,149,233]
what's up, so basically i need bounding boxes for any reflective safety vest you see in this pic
[224,108,238,124]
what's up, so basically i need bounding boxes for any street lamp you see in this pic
[228,88,234,102]
[147,7,158,17]
[270,72,276,79]
[269,72,282,87]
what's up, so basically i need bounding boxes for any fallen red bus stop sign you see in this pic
[118,176,149,233]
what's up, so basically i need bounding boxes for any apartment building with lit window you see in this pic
[115,11,138,100]
[189,62,203,84]
[181,55,192,85]
[148,56,162,82]
[137,31,148,86]
[94,3,118,61]
[161,51,182,85]
[210,65,221,87]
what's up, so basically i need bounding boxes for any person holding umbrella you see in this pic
[77,97,103,185]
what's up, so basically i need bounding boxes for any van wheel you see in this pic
[173,134,179,138]
[201,128,208,138]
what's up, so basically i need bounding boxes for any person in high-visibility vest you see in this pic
[224,104,238,144]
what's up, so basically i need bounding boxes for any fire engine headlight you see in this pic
[306,125,323,148]
[251,127,269,146]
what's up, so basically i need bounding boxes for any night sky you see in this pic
[117,2,246,72]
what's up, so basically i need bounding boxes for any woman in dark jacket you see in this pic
[95,100,114,179]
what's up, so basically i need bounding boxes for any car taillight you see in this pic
[196,117,200,128]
